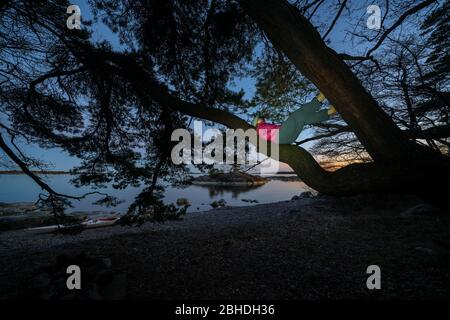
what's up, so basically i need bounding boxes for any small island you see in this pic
[191,171,268,186]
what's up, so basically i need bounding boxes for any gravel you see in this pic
[1,193,449,299]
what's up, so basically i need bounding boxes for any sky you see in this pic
[0,1,383,172]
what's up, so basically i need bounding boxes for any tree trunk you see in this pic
[241,0,416,162]
[239,0,450,209]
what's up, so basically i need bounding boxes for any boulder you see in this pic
[0,202,38,216]
[292,191,315,201]
[401,204,439,217]
[299,191,314,199]
[211,199,227,208]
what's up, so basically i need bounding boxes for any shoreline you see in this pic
[1,193,449,299]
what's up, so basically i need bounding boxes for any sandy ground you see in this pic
[0,193,449,299]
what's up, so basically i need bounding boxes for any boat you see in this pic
[25,217,120,234]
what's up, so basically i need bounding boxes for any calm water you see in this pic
[0,174,311,213]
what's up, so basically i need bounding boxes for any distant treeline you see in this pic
[0,170,68,175]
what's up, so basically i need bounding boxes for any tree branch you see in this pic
[296,126,350,145]
[366,0,438,57]
[0,133,106,200]
[408,124,450,140]
[322,0,347,40]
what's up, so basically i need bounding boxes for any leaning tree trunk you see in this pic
[241,0,417,162]
[240,0,450,208]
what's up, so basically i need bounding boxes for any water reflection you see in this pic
[0,174,311,213]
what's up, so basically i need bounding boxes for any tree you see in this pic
[1,0,449,215]
[310,0,450,159]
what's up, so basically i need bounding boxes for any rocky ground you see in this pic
[0,193,449,300]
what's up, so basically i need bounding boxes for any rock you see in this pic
[401,204,438,217]
[299,191,314,199]
[102,258,112,269]
[211,199,227,208]
[0,202,38,216]
[176,198,190,206]
[291,191,314,201]
[210,201,219,208]
[414,246,434,255]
